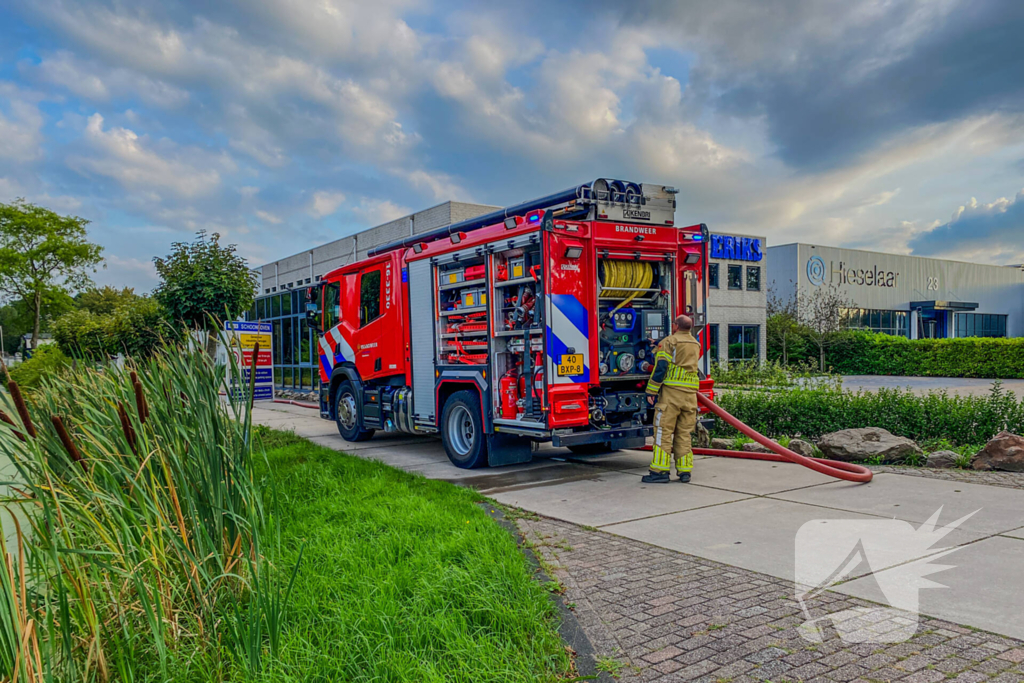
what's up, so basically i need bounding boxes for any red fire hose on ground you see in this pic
[685,393,872,483]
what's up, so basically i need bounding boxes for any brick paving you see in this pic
[518,516,1024,683]
[870,467,1024,490]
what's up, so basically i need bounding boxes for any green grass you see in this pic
[244,430,570,682]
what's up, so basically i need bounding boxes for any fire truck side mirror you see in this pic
[305,286,323,333]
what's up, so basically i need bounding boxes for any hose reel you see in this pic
[599,260,655,313]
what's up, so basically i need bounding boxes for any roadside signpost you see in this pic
[224,321,274,402]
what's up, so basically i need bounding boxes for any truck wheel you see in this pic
[567,443,616,455]
[441,390,488,469]
[335,380,374,442]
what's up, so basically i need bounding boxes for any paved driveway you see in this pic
[255,402,1024,641]
[842,375,1024,396]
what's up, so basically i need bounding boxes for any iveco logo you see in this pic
[623,209,651,220]
[615,225,656,234]
[560,263,580,271]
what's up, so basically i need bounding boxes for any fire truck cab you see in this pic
[307,179,714,468]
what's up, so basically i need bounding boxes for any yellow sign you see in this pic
[557,353,584,376]
[240,333,272,349]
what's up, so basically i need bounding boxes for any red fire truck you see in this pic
[305,179,714,468]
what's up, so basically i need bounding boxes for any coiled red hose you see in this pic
[691,393,872,483]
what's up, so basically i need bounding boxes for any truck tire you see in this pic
[441,390,488,469]
[567,443,616,455]
[335,380,374,442]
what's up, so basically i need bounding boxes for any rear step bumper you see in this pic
[551,425,652,449]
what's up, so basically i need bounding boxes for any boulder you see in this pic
[741,441,774,454]
[925,450,958,469]
[971,431,1024,472]
[711,437,735,451]
[817,427,922,463]
[787,439,816,458]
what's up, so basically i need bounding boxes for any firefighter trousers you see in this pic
[650,386,698,473]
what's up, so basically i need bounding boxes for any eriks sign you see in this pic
[710,235,763,262]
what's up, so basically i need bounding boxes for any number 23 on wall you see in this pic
[927,276,940,291]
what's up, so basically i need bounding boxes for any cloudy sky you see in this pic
[2,0,1023,291]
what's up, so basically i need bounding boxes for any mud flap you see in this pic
[487,432,533,467]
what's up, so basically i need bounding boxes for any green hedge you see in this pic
[52,297,172,359]
[825,332,1024,378]
[713,383,1024,445]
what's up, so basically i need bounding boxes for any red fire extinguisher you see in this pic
[500,371,519,419]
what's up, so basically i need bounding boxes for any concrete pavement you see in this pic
[254,401,1024,641]
[842,375,1024,397]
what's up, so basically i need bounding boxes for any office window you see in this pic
[360,269,382,327]
[708,324,719,363]
[840,308,909,337]
[746,266,761,291]
[250,289,323,391]
[728,324,759,362]
[727,264,742,290]
[955,313,1007,338]
[708,263,719,289]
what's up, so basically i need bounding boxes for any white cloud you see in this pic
[93,253,159,292]
[30,51,190,107]
[0,84,44,162]
[68,113,233,198]
[309,190,346,217]
[352,198,412,225]
[396,170,469,202]
[255,210,283,224]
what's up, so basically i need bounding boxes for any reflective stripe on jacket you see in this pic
[646,330,701,394]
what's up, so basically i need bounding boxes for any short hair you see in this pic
[674,315,693,331]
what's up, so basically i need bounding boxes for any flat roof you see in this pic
[768,242,1024,271]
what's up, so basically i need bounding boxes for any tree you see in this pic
[0,199,103,349]
[153,231,258,332]
[766,286,803,366]
[799,283,853,371]
[76,285,139,316]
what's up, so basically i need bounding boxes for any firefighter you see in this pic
[642,315,701,483]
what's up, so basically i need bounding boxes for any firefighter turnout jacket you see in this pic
[646,330,701,473]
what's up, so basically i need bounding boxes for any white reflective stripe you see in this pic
[654,409,662,447]
[319,336,334,369]
[548,297,590,384]
[328,324,354,361]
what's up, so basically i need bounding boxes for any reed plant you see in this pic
[0,341,285,681]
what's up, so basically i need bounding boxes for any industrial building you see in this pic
[768,243,1024,339]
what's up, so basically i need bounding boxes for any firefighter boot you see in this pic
[677,472,691,483]
[642,470,671,484]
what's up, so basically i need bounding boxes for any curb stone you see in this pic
[481,503,614,683]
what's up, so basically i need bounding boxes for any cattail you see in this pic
[7,380,36,439]
[133,379,149,424]
[117,402,137,454]
[52,416,87,471]
[248,342,259,411]
[0,409,25,442]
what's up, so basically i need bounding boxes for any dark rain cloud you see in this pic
[599,0,1024,171]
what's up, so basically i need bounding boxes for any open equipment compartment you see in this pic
[491,243,545,424]
[436,256,489,366]
[587,253,673,429]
